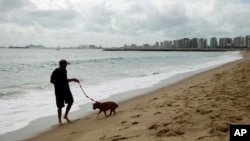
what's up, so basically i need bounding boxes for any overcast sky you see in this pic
[0,0,250,47]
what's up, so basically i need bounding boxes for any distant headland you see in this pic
[8,44,45,49]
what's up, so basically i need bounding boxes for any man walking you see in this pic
[50,59,79,125]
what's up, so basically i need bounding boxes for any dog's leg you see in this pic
[109,110,113,116]
[104,111,107,117]
[97,110,102,118]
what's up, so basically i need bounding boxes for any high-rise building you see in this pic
[163,40,172,48]
[142,44,150,48]
[198,38,207,48]
[179,39,183,48]
[160,42,164,48]
[173,40,178,48]
[131,44,137,48]
[246,35,250,48]
[219,38,232,48]
[190,38,198,48]
[210,37,218,48]
[183,38,190,48]
[155,42,160,48]
[233,36,245,47]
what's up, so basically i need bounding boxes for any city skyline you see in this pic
[118,34,250,49]
[0,0,250,47]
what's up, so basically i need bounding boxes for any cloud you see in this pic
[0,0,34,11]
[0,0,77,29]
[0,0,249,47]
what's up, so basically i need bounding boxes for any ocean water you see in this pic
[0,48,242,136]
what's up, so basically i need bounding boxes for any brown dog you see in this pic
[93,101,119,118]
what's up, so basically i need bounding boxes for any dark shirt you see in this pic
[50,68,71,96]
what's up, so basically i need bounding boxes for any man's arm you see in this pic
[68,78,79,83]
[50,71,55,84]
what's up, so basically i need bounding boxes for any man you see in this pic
[50,59,79,125]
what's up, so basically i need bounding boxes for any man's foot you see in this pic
[63,116,71,123]
[57,120,63,126]
[59,122,63,126]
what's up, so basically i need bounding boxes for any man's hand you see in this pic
[68,78,80,83]
[74,78,80,83]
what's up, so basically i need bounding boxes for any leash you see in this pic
[79,83,98,103]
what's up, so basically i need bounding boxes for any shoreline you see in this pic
[1,51,248,141]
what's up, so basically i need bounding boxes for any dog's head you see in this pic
[93,102,101,110]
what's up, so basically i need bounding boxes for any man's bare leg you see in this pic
[58,108,63,126]
[64,103,72,123]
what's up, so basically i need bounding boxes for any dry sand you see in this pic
[25,51,250,141]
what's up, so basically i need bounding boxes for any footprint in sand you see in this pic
[148,123,160,130]
[110,135,140,141]
[197,135,213,140]
[162,122,171,127]
[156,128,185,137]
[130,114,142,118]
[228,116,243,122]
[149,122,172,130]
[121,121,127,124]
[132,121,139,125]
[153,112,161,115]
[70,130,84,135]
[149,97,159,102]
[124,126,129,129]
[196,109,213,115]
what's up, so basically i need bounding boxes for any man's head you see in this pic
[59,59,69,69]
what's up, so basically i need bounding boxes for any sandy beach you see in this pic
[25,51,250,141]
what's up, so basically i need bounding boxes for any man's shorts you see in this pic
[56,93,74,108]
